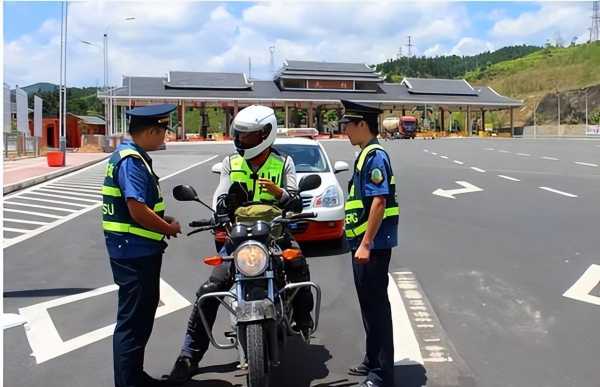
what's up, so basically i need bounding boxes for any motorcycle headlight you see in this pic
[314,185,341,208]
[234,242,268,277]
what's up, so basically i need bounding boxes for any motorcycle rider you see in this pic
[166,105,314,384]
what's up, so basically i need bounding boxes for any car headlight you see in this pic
[234,242,268,277]
[315,185,341,208]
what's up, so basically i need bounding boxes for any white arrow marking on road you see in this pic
[432,181,484,199]
[563,264,600,306]
[575,161,598,167]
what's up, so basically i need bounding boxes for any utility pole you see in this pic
[592,1,600,42]
[269,46,275,76]
[248,57,252,80]
[405,36,414,75]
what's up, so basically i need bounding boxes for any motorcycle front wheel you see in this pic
[246,323,269,387]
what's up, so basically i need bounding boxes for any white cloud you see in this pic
[424,44,446,57]
[491,2,590,45]
[450,37,495,56]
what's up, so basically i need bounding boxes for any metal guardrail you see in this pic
[3,133,40,159]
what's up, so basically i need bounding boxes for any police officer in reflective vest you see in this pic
[340,100,399,387]
[103,104,182,387]
[167,105,313,384]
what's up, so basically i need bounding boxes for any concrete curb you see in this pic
[3,155,110,195]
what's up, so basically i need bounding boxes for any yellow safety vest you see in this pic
[229,152,286,203]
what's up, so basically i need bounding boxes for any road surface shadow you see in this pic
[394,364,427,387]
[3,288,94,298]
[270,335,333,387]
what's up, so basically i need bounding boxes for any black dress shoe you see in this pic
[141,371,165,386]
[165,356,198,385]
[348,363,371,376]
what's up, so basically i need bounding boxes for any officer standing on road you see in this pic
[102,104,182,387]
[340,100,399,387]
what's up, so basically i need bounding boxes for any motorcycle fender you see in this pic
[236,300,275,323]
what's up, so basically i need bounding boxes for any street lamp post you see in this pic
[58,1,69,153]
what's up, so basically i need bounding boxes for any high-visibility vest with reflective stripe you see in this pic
[229,152,286,203]
[102,144,166,241]
[344,143,399,240]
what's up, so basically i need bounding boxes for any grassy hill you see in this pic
[22,82,58,95]
[466,41,600,125]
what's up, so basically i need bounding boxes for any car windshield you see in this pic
[272,144,329,173]
[403,122,416,130]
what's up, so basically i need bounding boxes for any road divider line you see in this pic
[431,152,438,155]
[3,209,62,219]
[25,191,101,202]
[497,175,520,182]
[498,150,511,153]
[387,273,423,366]
[17,196,89,207]
[470,167,486,173]
[541,156,559,161]
[453,160,464,165]
[574,162,598,167]
[4,218,50,225]
[539,186,578,198]
[440,155,449,159]
[516,153,531,156]
[484,148,495,151]
[4,201,78,213]
[3,227,28,234]
[424,149,429,153]
[4,155,220,249]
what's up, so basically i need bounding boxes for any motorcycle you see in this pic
[172,174,323,387]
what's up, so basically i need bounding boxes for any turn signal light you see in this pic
[282,248,302,261]
[203,256,223,266]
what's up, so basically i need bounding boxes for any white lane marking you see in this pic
[440,155,449,159]
[432,181,484,199]
[575,162,598,167]
[3,209,63,219]
[49,182,102,188]
[46,185,101,193]
[498,150,511,153]
[431,152,438,156]
[20,191,100,203]
[539,186,578,198]
[4,201,78,213]
[18,278,191,364]
[35,188,101,199]
[453,160,464,165]
[470,167,486,173]
[16,196,89,207]
[424,149,429,153]
[484,147,495,151]
[516,153,531,156]
[541,156,559,161]
[497,175,520,182]
[4,155,219,249]
[387,273,423,366]
[3,227,29,234]
[4,218,50,226]
[563,264,600,306]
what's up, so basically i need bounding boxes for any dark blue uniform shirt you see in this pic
[105,140,166,259]
[348,141,398,251]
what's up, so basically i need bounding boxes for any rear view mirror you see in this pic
[173,185,198,201]
[211,162,223,174]
[298,174,321,192]
[334,161,349,174]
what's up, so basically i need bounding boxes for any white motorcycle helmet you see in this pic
[231,105,278,160]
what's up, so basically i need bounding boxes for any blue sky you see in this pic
[3,1,593,87]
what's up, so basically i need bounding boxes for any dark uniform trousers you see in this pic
[110,253,163,387]
[180,236,313,361]
[352,248,394,387]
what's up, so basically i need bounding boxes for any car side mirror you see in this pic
[173,185,198,201]
[211,162,223,174]
[334,161,349,174]
[298,174,321,192]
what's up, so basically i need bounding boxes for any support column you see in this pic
[440,107,445,133]
[308,102,314,128]
[284,103,289,128]
[466,106,471,136]
[481,109,486,133]
[510,107,514,137]
[181,102,186,140]
[121,105,126,133]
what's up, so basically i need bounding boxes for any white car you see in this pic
[211,136,348,243]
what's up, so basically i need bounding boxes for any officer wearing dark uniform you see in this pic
[340,100,399,387]
[103,104,182,387]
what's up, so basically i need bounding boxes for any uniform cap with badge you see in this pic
[339,100,383,125]
[126,104,177,132]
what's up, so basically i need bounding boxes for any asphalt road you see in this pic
[4,138,600,387]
